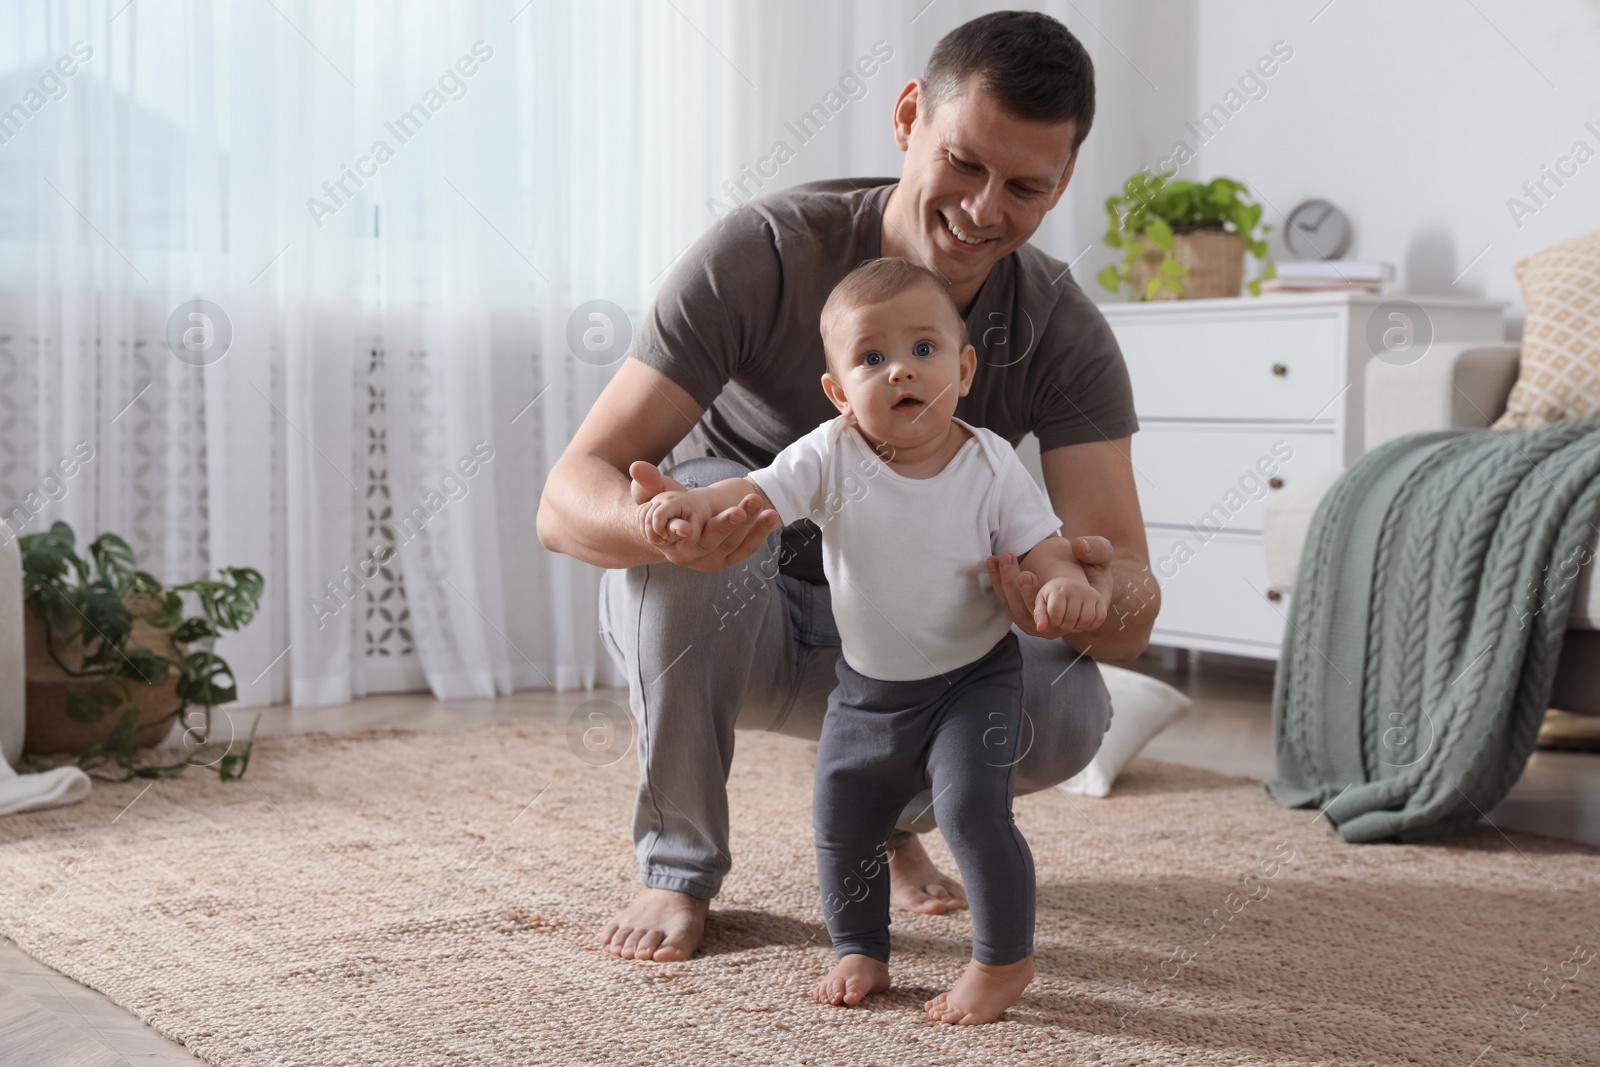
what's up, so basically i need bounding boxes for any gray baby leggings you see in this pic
[814,630,1033,966]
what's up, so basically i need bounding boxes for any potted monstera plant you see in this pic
[1098,172,1275,301]
[18,521,263,781]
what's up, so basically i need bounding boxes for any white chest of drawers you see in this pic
[1100,292,1503,660]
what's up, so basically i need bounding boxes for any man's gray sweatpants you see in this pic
[596,456,1115,902]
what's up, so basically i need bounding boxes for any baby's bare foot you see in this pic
[813,953,891,1008]
[599,887,708,961]
[888,834,968,915]
[924,955,1035,1025]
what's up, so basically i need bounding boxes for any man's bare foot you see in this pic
[814,953,891,1007]
[888,834,968,914]
[924,955,1035,1025]
[599,887,708,961]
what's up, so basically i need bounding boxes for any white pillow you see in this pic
[1057,665,1191,798]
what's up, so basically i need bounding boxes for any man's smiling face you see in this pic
[887,76,1080,307]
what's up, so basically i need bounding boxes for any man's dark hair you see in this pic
[921,10,1095,151]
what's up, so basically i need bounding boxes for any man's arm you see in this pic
[994,437,1158,662]
[535,357,782,571]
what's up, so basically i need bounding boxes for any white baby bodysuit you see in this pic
[746,414,1064,682]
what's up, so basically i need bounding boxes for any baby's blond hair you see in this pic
[820,257,968,376]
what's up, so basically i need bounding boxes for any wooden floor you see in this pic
[3,649,1596,1066]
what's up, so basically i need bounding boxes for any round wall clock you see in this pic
[1284,199,1352,260]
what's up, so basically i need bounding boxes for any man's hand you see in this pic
[987,535,1116,640]
[629,461,783,573]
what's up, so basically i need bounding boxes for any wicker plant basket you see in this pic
[1130,230,1245,301]
[23,593,187,755]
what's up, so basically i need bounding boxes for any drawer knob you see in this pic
[1266,588,1283,602]
[1271,362,1288,377]
[1269,477,1284,489]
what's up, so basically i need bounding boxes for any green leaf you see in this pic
[177,651,237,708]
[120,647,172,687]
[40,592,76,644]
[173,567,264,632]
[89,534,137,590]
[1159,258,1187,278]
[1096,264,1121,293]
[146,591,184,629]
[1143,277,1164,301]
[1104,196,1123,229]
[77,579,132,652]
[1248,278,1263,296]
[41,520,75,550]
[65,684,122,724]
[1144,217,1175,252]
[225,567,264,603]
[126,570,164,599]
[1123,172,1150,198]
[172,617,219,644]
[20,522,82,594]
[1167,188,1196,221]
[218,716,261,782]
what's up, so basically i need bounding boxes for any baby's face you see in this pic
[820,284,977,457]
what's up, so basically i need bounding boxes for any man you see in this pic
[537,10,1157,964]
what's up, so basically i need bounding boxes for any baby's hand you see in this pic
[1033,576,1107,634]
[640,490,709,547]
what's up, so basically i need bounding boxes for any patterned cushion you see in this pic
[1493,230,1600,429]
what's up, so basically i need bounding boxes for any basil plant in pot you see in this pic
[18,521,264,781]
[1098,172,1275,301]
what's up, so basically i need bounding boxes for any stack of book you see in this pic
[1260,261,1394,295]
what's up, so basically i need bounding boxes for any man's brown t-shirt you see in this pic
[635,177,1140,585]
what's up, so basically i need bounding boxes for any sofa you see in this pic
[1263,341,1600,717]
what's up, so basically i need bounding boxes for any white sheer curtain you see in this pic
[0,0,1121,708]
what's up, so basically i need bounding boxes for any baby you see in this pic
[634,257,1106,1024]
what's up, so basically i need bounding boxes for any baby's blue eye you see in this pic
[863,352,883,367]
[913,341,934,357]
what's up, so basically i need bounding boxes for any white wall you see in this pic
[1180,0,1600,322]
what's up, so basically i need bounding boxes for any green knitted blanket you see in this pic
[1264,416,1600,843]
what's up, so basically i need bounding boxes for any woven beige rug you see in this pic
[0,718,1596,1067]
